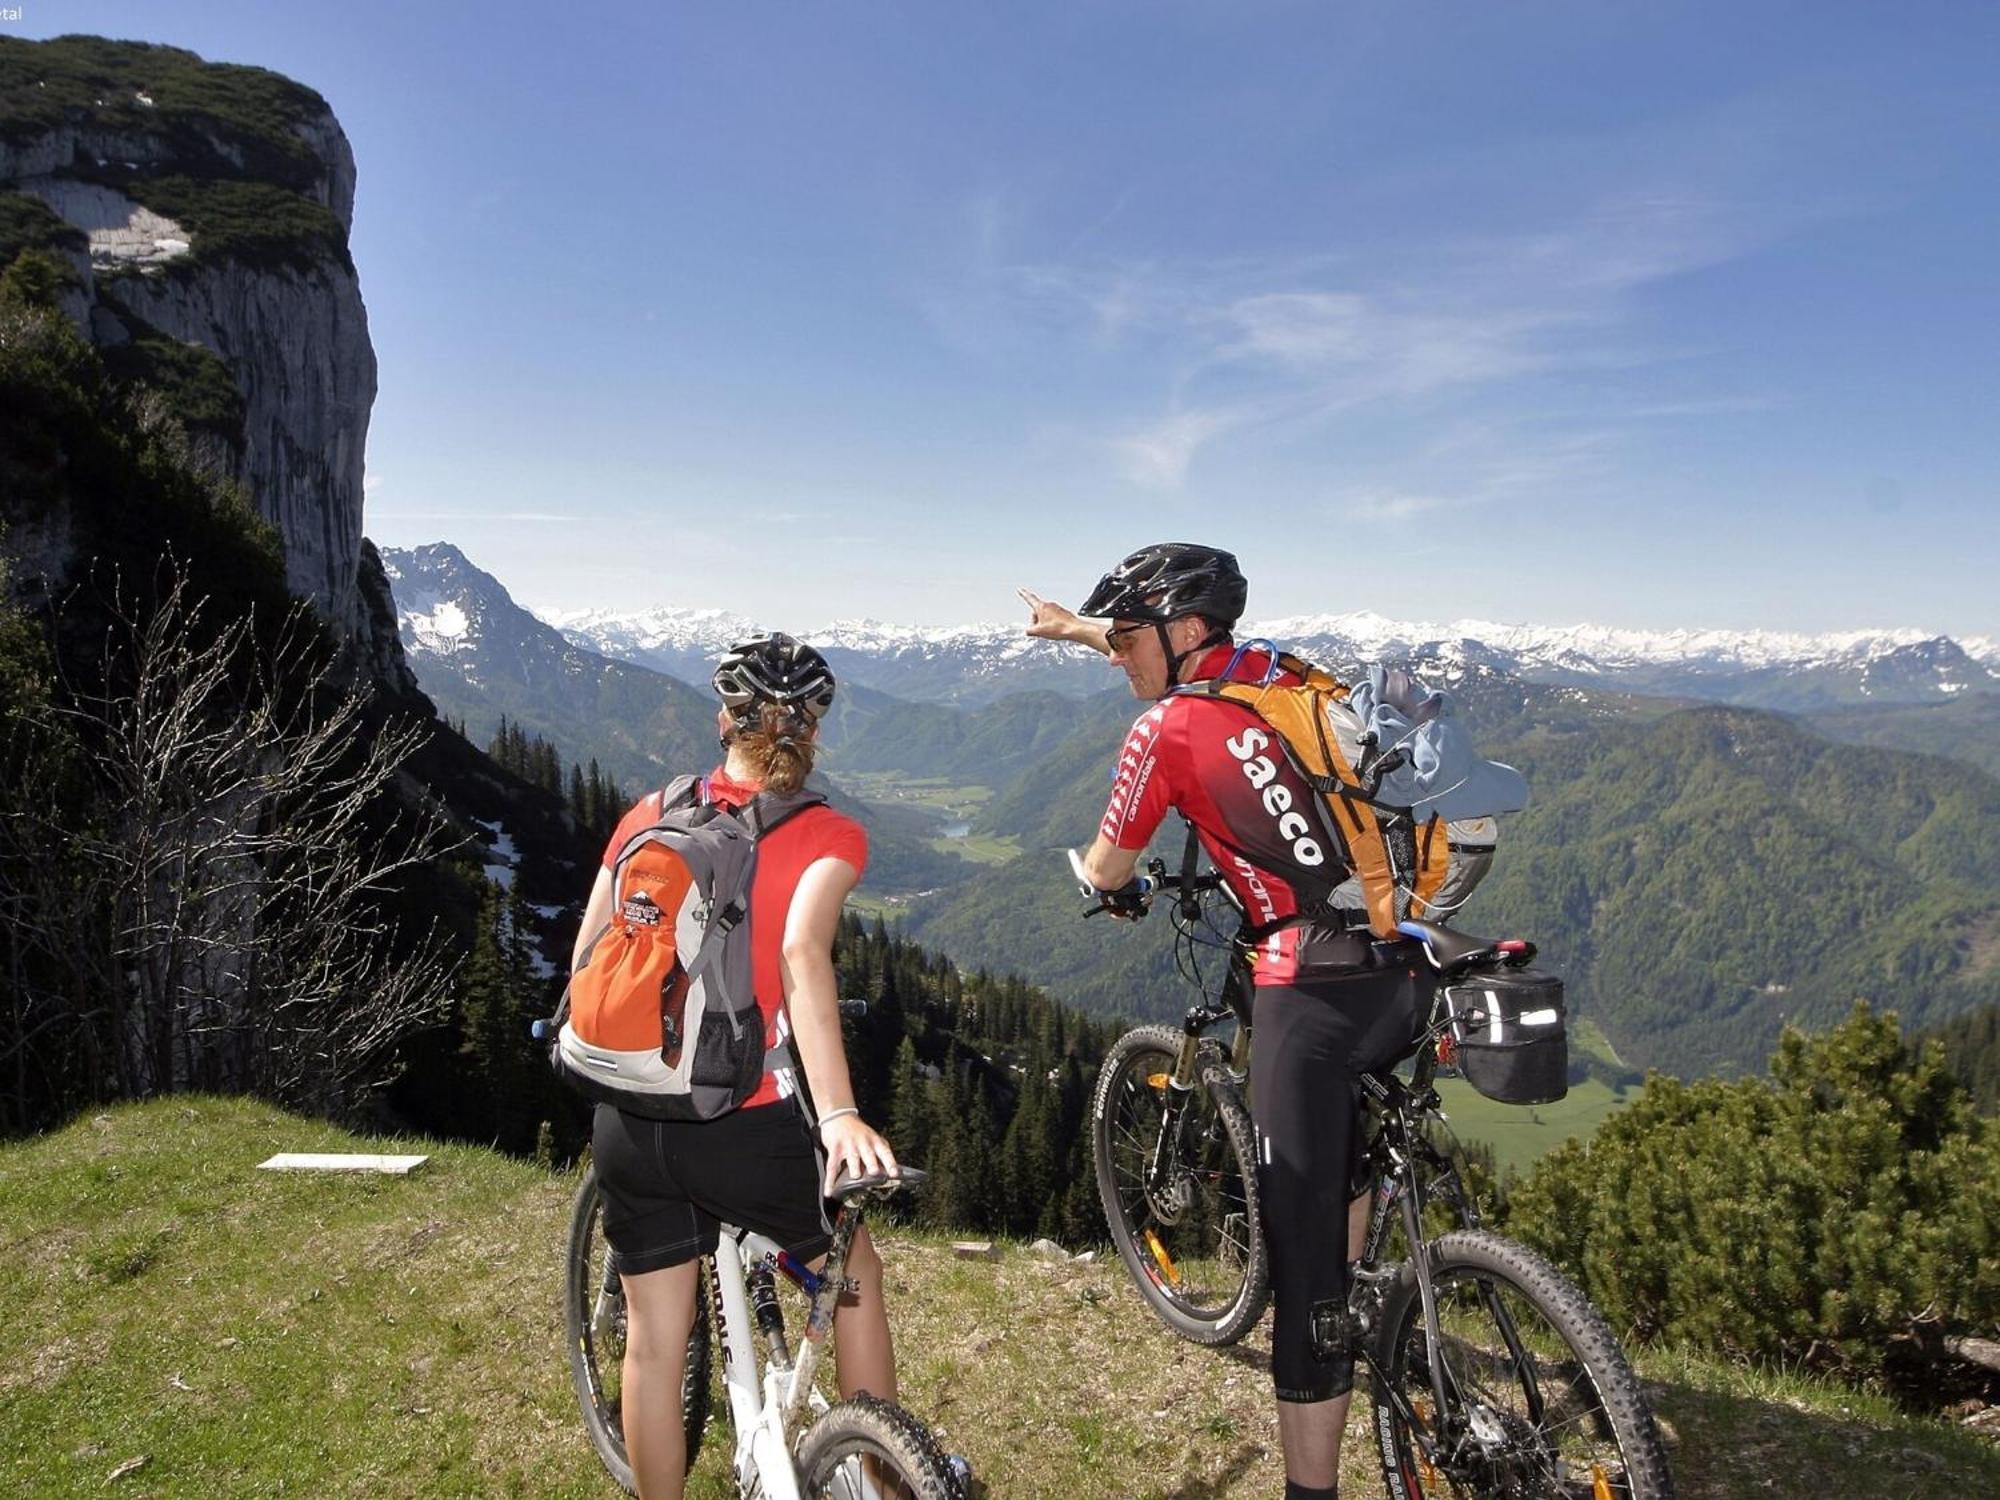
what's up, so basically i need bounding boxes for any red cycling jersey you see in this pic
[1099,645,1362,984]
[601,767,868,1109]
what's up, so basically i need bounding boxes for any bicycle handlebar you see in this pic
[1067,848,1227,918]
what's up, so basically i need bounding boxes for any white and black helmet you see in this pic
[712,632,837,729]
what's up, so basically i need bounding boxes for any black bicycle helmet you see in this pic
[712,632,837,729]
[1079,542,1248,630]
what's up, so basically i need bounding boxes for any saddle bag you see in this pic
[1440,967,1568,1105]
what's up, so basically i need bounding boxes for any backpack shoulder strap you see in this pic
[739,787,829,840]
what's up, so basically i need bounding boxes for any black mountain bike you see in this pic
[1079,856,1675,1499]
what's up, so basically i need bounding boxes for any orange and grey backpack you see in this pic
[547,775,824,1120]
[1178,646,1512,939]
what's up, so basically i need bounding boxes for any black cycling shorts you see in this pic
[592,1098,833,1278]
[1251,967,1428,1403]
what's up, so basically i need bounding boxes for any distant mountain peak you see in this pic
[385,543,1996,712]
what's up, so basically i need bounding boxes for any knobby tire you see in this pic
[794,1391,963,1499]
[1371,1229,1673,1500]
[1092,1023,1270,1345]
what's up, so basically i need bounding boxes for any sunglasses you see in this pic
[1104,622,1152,653]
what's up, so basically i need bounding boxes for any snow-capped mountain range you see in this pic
[386,543,1998,712]
[531,601,1998,712]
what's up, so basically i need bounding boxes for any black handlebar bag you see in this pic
[1440,968,1568,1105]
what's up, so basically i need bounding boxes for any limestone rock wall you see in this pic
[1,80,406,687]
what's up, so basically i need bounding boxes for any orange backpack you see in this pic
[1180,653,1499,939]
[550,776,823,1120]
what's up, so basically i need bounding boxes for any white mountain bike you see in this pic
[564,1163,961,1499]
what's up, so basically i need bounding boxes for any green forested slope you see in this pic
[1923,1001,2000,1115]
[1806,691,2000,781]
[830,688,1110,784]
[1475,706,2000,1075]
[906,690,2000,1079]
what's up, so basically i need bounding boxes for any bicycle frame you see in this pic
[706,1202,871,1500]
[1353,1032,1572,1480]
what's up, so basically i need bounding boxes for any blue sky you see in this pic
[19,2,1999,634]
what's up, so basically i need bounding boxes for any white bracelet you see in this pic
[816,1107,860,1131]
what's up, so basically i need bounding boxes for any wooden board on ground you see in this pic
[256,1152,429,1175]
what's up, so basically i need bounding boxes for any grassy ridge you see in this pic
[3,1099,1995,1498]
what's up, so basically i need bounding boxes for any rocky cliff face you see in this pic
[0,37,415,696]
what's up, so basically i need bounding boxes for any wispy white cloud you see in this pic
[931,169,1825,493]
[1334,489,1463,523]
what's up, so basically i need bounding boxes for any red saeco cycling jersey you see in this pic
[1100,645,1361,984]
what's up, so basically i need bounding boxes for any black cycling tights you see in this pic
[1250,969,1426,1403]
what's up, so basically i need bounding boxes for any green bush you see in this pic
[1506,1001,2000,1385]
[98,302,246,446]
[0,246,79,309]
[0,191,86,266]
[124,174,349,276]
[0,38,350,275]
[0,35,328,190]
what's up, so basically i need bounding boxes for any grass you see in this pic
[1429,1014,1640,1177]
[839,773,994,815]
[840,773,1021,867]
[1435,1075,1634,1178]
[926,831,1021,865]
[4,1097,1996,1498]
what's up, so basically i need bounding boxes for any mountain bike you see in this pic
[564,1162,961,1499]
[1075,856,1675,1498]
[1079,849,1267,1344]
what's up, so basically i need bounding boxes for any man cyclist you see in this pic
[1024,544,1427,1500]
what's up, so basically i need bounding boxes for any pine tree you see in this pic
[887,1036,932,1171]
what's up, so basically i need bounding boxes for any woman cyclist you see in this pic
[572,633,900,1500]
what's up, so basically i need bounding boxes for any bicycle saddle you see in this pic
[830,1165,928,1202]
[1396,918,1495,974]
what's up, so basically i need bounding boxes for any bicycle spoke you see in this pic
[1382,1256,1651,1500]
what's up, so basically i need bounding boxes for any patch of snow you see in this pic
[397,588,475,656]
[13,177,192,268]
[475,818,518,890]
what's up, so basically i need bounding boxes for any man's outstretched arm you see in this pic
[1020,588,1112,657]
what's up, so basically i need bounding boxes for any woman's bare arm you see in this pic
[781,856,898,1187]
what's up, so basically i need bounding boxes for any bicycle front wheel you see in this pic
[1371,1229,1673,1500]
[563,1167,714,1492]
[794,1392,962,1499]
[1091,1023,1269,1344]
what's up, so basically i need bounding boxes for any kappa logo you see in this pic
[1223,726,1326,867]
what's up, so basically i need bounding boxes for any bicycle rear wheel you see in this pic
[1091,1023,1269,1344]
[794,1392,962,1499]
[1371,1229,1673,1500]
[563,1167,713,1493]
